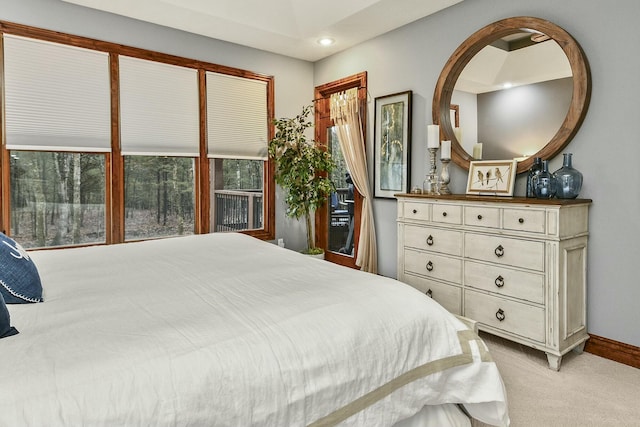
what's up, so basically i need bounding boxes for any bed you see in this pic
[1,232,509,426]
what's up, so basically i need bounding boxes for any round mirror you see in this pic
[432,17,591,174]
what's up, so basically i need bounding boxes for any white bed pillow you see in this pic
[0,233,43,304]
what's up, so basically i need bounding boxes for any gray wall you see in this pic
[0,0,314,252]
[315,0,640,347]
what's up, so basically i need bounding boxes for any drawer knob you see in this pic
[442,212,447,217]
[426,235,434,246]
[494,245,505,257]
[426,261,434,272]
[426,289,433,298]
[496,309,506,322]
[477,214,483,220]
[412,209,418,214]
[519,217,525,224]
[495,275,505,288]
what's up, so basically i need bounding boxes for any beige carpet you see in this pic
[475,332,640,427]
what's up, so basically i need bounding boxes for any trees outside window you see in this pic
[124,156,195,240]
[9,151,105,248]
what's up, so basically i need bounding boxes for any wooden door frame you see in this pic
[314,72,367,269]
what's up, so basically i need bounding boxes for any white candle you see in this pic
[441,140,451,159]
[427,124,440,149]
[473,143,483,160]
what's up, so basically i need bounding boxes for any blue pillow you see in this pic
[1,292,19,338]
[0,233,44,304]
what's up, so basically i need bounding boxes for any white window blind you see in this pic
[206,72,268,160]
[119,56,199,156]
[2,35,111,152]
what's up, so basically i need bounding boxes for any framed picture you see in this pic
[373,90,412,198]
[466,160,517,196]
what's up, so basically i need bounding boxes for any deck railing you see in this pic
[213,190,263,232]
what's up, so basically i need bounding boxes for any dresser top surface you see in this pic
[395,193,592,206]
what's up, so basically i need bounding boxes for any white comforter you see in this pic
[1,233,508,426]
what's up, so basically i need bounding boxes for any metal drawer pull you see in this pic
[496,309,506,321]
[477,214,483,220]
[426,261,434,271]
[426,235,434,246]
[426,289,433,298]
[519,217,525,224]
[442,212,447,217]
[495,275,505,288]
[494,245,505,257]
[412,209,418,214]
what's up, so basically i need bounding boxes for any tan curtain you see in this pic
[330,88,377,274]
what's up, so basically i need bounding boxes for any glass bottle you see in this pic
[533,160,556,199]
[422,174,440,195]
[526,157,543,198]
[554,153,583,199]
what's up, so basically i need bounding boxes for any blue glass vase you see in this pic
[554,153,583,199]
[533,160,556,199]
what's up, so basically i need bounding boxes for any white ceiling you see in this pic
[61,0,463,61]
[457,40,572,94]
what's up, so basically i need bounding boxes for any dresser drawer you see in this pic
[403,273,462,315]
[403,224,462,256]
[404,249,462,284]
[403,202,430,221]
[432,204,462,225]
[464,233,545,271]
[464,206,500,229]
[503,208,546,234]
[465,290,545,343]
[464,260,544,304]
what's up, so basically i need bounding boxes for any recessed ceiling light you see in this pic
[317,37,335,47]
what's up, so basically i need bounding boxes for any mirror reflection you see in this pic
[327,126,354,256]
[433,16,591,174]
[453,32,572,161]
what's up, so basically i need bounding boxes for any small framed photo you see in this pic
[466,160,517,196]
[373,90,412,198]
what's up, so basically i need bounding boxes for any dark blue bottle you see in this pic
[533,160,556,199]
[526,157,542,198]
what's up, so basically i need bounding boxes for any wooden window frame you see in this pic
[0,20,275,244]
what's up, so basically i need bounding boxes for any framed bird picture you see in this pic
[466,159,517,196]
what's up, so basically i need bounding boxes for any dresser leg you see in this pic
[572,341,586,354]
[546,353,562,371]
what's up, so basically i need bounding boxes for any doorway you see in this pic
[314,73,367,269]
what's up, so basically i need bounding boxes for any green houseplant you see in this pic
[268,105,335,255]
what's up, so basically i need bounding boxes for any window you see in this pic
[9,151,106,248]
[2,34,110,248]
[124,156,195,240]
[0,23,275,247]
[206,72,268,234]
[210,159,263,231]
[119,56,200,240]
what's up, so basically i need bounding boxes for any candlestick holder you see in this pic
[439,158,451,195]
[428,147,438,176]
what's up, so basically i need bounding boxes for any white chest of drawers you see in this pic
[396,194,591,370]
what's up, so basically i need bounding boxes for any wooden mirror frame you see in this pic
[432,16,591,174]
